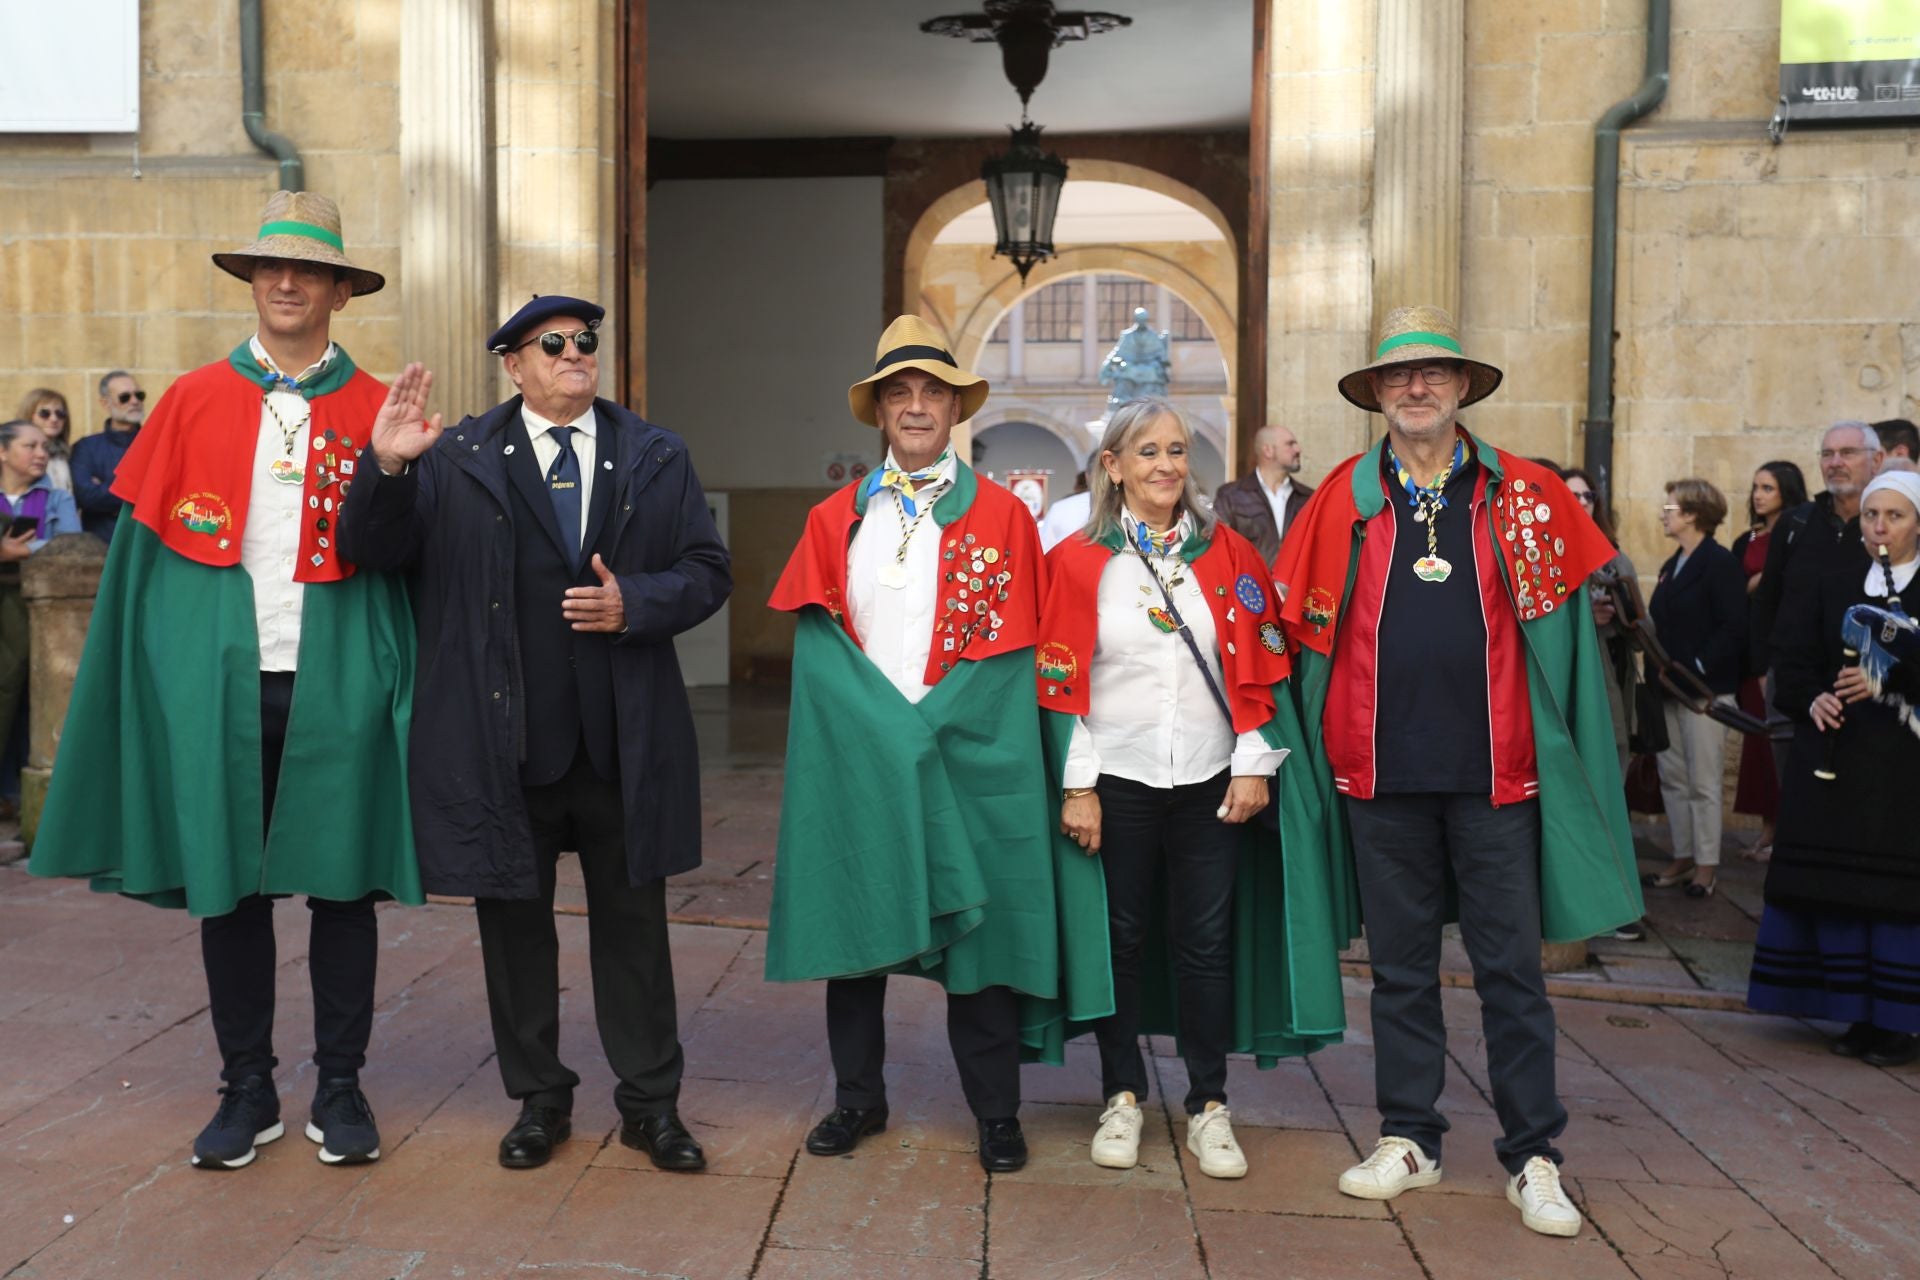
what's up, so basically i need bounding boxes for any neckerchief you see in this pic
[1387,438,1466,515]
[1125,507,1191,557]
[230,339,353,400]
[865,447,952,518]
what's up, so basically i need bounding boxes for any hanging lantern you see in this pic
[982,123,1068,282]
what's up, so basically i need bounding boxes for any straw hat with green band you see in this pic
[211,190,386,297]
[848,315,989,426]
[1337,304,1502,412]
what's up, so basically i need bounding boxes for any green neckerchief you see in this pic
[852,455,979,527]
[228,340,358,400]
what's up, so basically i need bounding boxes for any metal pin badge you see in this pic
[504,444,515,455]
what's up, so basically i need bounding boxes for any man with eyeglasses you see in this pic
[339,293,731,1173]
[1751,421,1884,779]
[1271,305,1639,1239]
[71,371,147,541]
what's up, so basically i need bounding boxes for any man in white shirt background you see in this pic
[1212,424,1312,565]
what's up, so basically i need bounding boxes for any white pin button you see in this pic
[503,444,515,455]
[603,460,613,470]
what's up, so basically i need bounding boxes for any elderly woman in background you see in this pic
[1730,461,1808,860]
[0,419,84,814]
[1747,470,1920,1067]
[1645,478,1746,898]
[14,389,74,494]
[1039,398,1288,1179]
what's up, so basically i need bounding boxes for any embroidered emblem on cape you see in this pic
[1036,640,1078,683]
[1303,586,1336,633]
[1234,573,1268,614]
[1259,620,1285,655]
[172,491,233,536]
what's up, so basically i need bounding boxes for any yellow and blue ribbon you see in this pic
[865,450,950,518]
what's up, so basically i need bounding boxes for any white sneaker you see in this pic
[1185,1103,1247,1179]
[1090,1091,1143,1169]
[1507,1156,1582,1237]
[1337,1136,1442,1200]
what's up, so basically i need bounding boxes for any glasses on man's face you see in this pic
[116,389,146,405]
[34,407,67,421]
[1819,447,1868,461]
[1377,363,1459,388]
[519,328,599,357]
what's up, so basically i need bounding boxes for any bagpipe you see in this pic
[1594,565,1773,739]
[1816,544,1919,780]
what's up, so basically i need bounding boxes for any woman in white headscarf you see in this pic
[1747,469,1920,1068]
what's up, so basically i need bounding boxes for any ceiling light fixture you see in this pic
[922,1,1132,281]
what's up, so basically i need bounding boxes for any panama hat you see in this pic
[848,315,989,426]
[212,190,385,297]
[1337,304,1502,412]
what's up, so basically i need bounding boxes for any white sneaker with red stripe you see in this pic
[1507,1156,1582,1237]
[1337,1136,1442,1200]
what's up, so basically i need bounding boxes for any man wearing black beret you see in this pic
[338,295,731,1171]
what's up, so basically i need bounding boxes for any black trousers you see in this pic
[826,976,1021,1121]
[474,745,683,1120]
[1093,771,1238,1114]
[1345,792,1566,1175]
[201,671,379,1085]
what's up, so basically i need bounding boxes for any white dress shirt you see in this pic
[523,403,600,547]
[846,450,956,705]
[1063,513,1288,789]
[242,336,334,672]
[1039,490,1092,552]
[1262,472,1295,543]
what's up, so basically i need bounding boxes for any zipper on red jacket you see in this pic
[1471,483,1500,806]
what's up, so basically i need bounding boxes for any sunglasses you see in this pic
[116,389,146,405]
[517,328,599,357]
[33,406,67,420]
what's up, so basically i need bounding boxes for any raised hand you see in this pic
[369,362,444,474]
[562,554,629,633]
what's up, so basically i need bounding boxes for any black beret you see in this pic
[487,295,605,355]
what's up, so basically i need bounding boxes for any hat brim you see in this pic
[213,234,385,297]
[1338,347,1503,413]
[848,360,990,427]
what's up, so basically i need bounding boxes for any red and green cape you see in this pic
[29,345,421,916]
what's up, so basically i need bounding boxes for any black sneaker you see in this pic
[1606,921,1646,942]
[305,1076,381,1165]
[191,1075,284,1170]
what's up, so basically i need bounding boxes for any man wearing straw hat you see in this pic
[32,191,423,1172]
[339,294,730,1173]
[765,316,1108,1173]
[1270,305,1642,1237]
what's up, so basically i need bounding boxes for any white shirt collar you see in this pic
[522,402,597,440]
[883,447,955,484]
[1865,556,1919,599]
[249,334,335,384]
[1123,505,1193,550]
[1260,471,1293,500]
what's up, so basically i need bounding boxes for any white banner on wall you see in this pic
[0,2,140,132]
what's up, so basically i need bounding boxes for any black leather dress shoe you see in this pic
[1832,1021,1876,1058]
[499,1104,571,1170]
[620,1111,707,1171]
[1863,1030,1919,1068]
[804,1105,890,1156]
[977,1117,1027,1173]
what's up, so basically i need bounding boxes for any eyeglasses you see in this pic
[517,328,599,357]
[33,407,67,420]
[116,389,146,405]
[1376,363,1460,388]
[1570,490,1595,506]
[1661,504,1681,512]
[1819,447,1869,461]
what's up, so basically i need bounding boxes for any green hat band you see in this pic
[1375,330,1463,359]
[258,219,345,251]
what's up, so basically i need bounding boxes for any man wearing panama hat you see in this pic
[33,191,423,1172]
[1270,305,1642,1237]
[765,317,1109,1173]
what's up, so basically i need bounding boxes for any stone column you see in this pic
[18,535,108,849]
[402,0,495,418]
[1370,0,1464,326]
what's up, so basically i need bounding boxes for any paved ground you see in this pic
[7,687,1915,1278]
[3,858,1918,1280]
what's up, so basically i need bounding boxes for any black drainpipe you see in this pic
[240,0,305,191]
[1581,0,1670,512]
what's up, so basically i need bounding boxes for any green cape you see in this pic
[29,521,422,915]
[765,609,1112,1064]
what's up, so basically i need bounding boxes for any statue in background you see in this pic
[1098,306,1172,414]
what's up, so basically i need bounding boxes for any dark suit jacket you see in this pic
[1648,535,1747,696]
[1212,472,1314,565]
